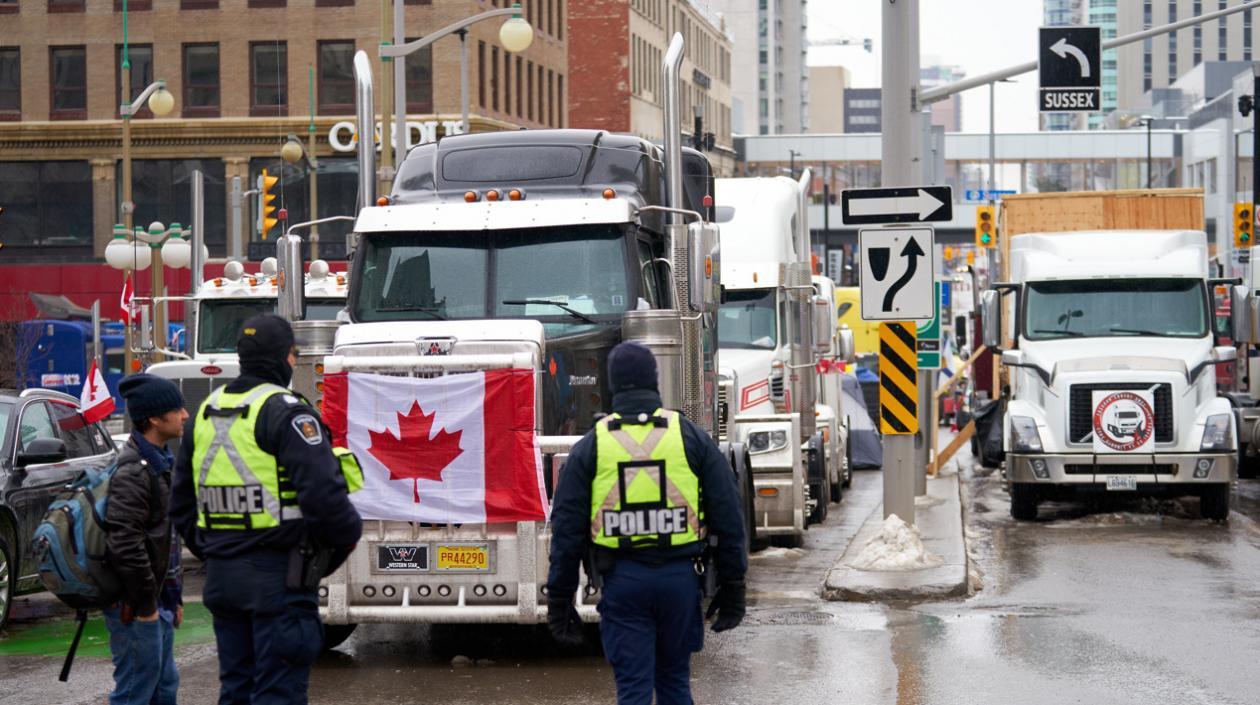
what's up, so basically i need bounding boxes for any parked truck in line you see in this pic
[983,190,1240,521]
[278,36,752,641]
[714,175,853,542]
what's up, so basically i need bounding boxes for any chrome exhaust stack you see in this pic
[354,50,376,213]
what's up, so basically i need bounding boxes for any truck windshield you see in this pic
[719,289,777,349]
[199,300,274,353]
[1024,278,1208,340]
[353,225,633,334]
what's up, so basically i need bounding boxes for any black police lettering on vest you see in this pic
[603,507,690,537]
[199,485,265,515]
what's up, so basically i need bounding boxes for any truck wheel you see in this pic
[841,437,853,489]
[0,534,14,632]
[323,623,359,651]
[1009,483,1039,521]
[807,436,828,524]
[1200,484,1231,522]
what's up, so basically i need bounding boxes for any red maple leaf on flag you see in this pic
[367,402,464,503]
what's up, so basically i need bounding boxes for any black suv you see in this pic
[0,389,118,630]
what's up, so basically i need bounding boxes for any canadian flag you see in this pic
[322,369,548,524]
[119,276,135,325]
[79,360,115,424]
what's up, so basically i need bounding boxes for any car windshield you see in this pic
[1024,278,1208,340]
[0,401,11,445]
[353,225,633,336]
[719,289,778,349]
[198,299,274,353]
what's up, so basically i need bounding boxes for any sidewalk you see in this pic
[821,470,968,601]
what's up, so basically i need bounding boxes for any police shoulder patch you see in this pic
[292,414,323,445]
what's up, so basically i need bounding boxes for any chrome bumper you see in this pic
[1007,452,1237,486]
[751,468,805,536]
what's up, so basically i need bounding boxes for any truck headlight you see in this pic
[1010,415,1043,453]
[748,429,789,454]
[1200,414,1233,452]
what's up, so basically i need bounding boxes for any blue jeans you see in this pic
[596,558,705,705]
[103,606,179,705]
[202,552,323,705]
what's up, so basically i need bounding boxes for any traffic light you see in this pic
[975,205,996,248]
[257,169,279,239]
[1236,201,1255,249]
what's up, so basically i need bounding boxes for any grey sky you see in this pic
[806,0,1044,133]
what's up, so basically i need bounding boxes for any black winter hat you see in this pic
[607,341,659,393]
[237,314,295,363]
[119,373,186,423]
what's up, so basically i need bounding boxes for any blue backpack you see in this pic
[32,461,132,610]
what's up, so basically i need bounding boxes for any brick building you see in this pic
[0,0,568,270]
[567,0,735,174]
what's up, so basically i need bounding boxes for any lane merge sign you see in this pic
[1039,26,1101,112]
[841,186,953,225]
[879,321,919,435]
[859,227,936,321]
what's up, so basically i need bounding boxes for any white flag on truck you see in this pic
[79,360,115,424]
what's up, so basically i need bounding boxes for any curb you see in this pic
[821,472,968,601]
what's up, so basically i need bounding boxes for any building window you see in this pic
[515,56,523,117]
[557,73,563,127]
[537,64,544,123]
[49,46,86,120]
[315,0,354,6]
[48,0,85,12]
[478,41,486,108]
[404,42,433,113]
[1219,0,1228,61]
[491,46,500,112]
[0,0,18,15]
[0,48,19,120]
[248,0,286,7]
[250,42,288,116]
[547,69,554,127]
[114,1,153,10]
[1246,10,1253,61]
[318,40,355,114]
[118,160,229,253]
[557,0,563,40]
[0,161,93,251]
[183,43,220,117]
[115,44,154,119]
[526,60,534,121]
[180,0,219,8]
[505,50,513,116]
[249,157,354,251]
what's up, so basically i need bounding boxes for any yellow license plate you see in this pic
[435,545,490,572]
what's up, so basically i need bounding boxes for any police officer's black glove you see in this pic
[546,593,585,647]
[705,580,746,633]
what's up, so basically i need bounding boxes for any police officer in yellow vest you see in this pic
[547,342,748,705]
[170,314,362,705]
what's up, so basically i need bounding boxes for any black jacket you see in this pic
[546,389,748,600]
[105,438,172,615]
[169,373,363,560]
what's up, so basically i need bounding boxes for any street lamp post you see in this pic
[282,134,320,259]
[380,1,534,175]
[1141,115,1154,187]
[789,149,801,179]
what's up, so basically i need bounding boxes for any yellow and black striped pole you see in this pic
[879,322,919,434]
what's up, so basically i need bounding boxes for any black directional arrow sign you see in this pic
[1039,26,1101,112]
[841,186,953,225]
[859,227,935,322]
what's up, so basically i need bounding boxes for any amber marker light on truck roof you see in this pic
[509,189,525,201]
[377,196,390,206]
[603,188,615,199]
[465,191,479,202]
[485,189,501,202]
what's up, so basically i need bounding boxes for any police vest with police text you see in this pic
[590,409,705,549]
[192,384,303,531]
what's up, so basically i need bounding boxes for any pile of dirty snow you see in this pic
[848,514,942,571]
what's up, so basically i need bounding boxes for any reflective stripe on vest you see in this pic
[590,409,705,549]
[192,383,303,531]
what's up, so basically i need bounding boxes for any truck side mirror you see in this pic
[810,295,832,355]
[838,327,856,363]
[138,304,154,352]
[981,289,1002,350]
[686,222,720,313]
[1231,284,1251,344]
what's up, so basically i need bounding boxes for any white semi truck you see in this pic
[283,36,751,642]
[982,229,1241,521]
[714,175,852,543]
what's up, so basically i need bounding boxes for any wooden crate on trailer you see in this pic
[998,188,1205,280]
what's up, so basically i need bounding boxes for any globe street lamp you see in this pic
[379,1,534,191]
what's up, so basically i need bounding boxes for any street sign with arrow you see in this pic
[841,186,953,225]
[1039,26,1101,112]
[859,227,935,321]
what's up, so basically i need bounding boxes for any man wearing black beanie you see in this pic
[546,341,748,705]
[105,373,188,705]
[169,314,361,705]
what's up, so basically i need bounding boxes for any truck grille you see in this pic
[1068,383,1173,444]
[717,378,733,440]
[1064,464,1177,475]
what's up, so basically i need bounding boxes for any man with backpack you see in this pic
[104,374,188,705]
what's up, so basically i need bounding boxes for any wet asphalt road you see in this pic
[4,462,1260,705]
